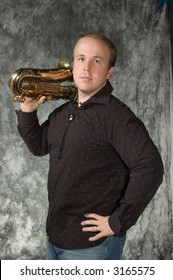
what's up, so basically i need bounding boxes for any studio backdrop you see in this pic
[0,0,172,259]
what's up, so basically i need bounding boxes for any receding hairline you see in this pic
[72,33,117,67]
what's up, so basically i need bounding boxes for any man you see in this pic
[16,33,164,260]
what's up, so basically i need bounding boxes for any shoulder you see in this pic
[49,101,70,119]
[105,95,147,133]
[107,94,136,119]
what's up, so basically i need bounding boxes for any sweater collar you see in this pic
[70,81,113,106]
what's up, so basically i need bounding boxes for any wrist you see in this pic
[20,105,37,113]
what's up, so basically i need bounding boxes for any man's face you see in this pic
[72,37,114,97]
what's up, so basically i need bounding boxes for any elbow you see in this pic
[154,151,164,183]
[27,144,48,157]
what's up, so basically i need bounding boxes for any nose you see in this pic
[83,60,91,71]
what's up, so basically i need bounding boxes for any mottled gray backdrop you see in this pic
[0,0,172,259]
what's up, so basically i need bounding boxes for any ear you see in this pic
[107,66,115,80]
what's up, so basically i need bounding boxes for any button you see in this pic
[68,114,75,121]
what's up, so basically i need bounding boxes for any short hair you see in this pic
[72,33,117,69]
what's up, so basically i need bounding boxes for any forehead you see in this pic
[73,37,110,57]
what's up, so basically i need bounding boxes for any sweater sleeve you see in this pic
[108,108,164,236]
[16,109,49,156]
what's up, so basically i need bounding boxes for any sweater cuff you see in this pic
[108,211,126,236]
[15,109,38,126]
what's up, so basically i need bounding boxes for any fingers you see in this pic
[84,213,99,219]
[37,96,47,103]
[81,218,99,227]
[23,96,46,105]
[81,213,102,228]
[81,213,115,242]
[82,225,100,232]
[88,232,103,242]
[82,224,103,242]
[20,96,46,112]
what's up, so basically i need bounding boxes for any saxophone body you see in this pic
[8,61,77,102]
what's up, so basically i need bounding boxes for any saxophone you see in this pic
[8,60,77,102]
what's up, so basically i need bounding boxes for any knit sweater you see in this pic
[16,81,164,249]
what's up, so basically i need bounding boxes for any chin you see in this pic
[79,87,94,94]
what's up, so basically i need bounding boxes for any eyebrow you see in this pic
[75,54,103,60]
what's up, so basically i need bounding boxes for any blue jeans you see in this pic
[46,235,126,260]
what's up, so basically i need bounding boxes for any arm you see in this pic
[82,109,164,240]
[108,111,164,236]
[16,97,49,156]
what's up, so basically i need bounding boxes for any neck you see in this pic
[76,90,98,105]
[76,81,107,104]
[76,94,86,107]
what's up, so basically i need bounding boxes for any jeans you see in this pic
[46,235,126,260]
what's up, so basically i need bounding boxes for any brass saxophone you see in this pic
[8,60,77,102]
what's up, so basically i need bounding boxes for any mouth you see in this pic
[80,76,92,81]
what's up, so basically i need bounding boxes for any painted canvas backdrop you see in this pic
[0,0,172,259]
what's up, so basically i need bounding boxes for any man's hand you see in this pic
[20,96,46,113]
[81,213,115,241]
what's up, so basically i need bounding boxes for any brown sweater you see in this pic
[16,81,164,249]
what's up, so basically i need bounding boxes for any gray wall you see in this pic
[0,0,172,259]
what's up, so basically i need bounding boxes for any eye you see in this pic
[94,58,101,64]
[78,57,85,62]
